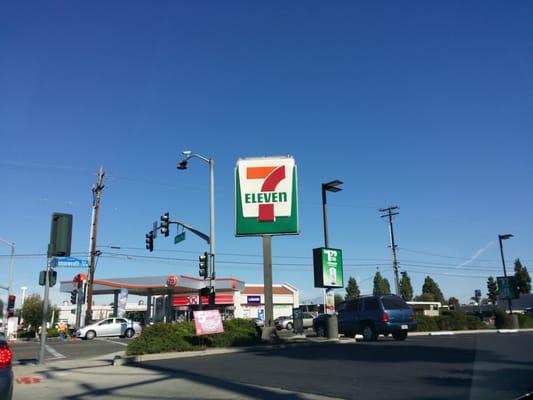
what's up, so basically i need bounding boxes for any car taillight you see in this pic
[0,347,12,368]
[381,312,389,322]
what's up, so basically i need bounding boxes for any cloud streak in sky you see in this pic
[457,241,495,268]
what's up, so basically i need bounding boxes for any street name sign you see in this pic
[174,231,186,244]
[51,257,89,268]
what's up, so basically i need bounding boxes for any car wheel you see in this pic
[125,328,134,338]
[85,330,96,340]
[362,324,378,341]
[316,324,326,337]
[392,331,408,341]
[286,322,293,330]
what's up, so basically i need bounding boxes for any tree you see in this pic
[447,297,460,309]
[514,259,531,294]
[345,277,360,300]
[487,276,499,305]
[373,271,391,296]
[20,294,58,331]
[334,293,344,309]
[414,293,437,302]
[382,278,391,294]
[399,272,413,301]
[421,276,445,304]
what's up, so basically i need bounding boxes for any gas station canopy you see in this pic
[60,275,245,296]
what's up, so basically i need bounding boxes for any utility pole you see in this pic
[380,206,400,296]
[84,166,105,326]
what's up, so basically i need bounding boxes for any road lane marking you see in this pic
[98,338,128,346]
[45,344,65,359]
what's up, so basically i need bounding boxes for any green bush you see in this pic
[414,315,439,332]
[126,322,197,355]
[415,312,487,331]
[517,314,533,329]
[494,309,514,329]
[126,318,261,356]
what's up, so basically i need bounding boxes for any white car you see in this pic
[75,318,141,340]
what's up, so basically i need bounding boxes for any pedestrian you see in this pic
[58,322,66,343]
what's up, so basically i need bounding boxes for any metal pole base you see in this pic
[261,326,278,342]
[327,315,339,340]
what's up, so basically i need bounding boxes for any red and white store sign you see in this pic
[173,294,233,306]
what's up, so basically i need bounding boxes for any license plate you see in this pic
[401,324,408,330]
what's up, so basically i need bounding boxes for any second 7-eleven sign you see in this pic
[235,156,299,236]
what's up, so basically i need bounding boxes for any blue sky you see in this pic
[1,1,532,307]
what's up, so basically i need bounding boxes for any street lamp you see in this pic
[321,180,343,339]
[177,151,216,302]
[322,180,343,248]
[498,233,514,314]
[0,238,15,297]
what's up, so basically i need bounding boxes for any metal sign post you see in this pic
[38,260,51,364]
[234,156,299,342]
[262,235,275,341]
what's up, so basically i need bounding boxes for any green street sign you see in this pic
[313,247,344,288]
[174,232,186,244]
[235,156,299,236]
[497,276,519,300]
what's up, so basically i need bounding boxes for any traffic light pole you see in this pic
[38,259,51,364]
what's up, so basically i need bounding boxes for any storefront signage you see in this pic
[247,295,261,304]
[235,156,299,236]
[193,309,224,336]
[313,247,344,288]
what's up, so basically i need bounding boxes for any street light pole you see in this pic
[0,238,15,297]
[498,234,513,314]
[178,151,216,301]
[321,180,342,330]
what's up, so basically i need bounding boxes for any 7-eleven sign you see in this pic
[235,156,299,236]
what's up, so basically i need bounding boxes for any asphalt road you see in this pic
[137,332,533,400]
[11,337,130,363]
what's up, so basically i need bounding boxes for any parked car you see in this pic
[74,318,141,340]
[0,339,13,400]
[313,295,417,341]
[252,318,264,328]
[275,313,316,330]
[274,316,293,330]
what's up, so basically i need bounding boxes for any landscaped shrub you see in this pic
[126,318,261,356]
[517,314,533,329]
[415,311,487,331]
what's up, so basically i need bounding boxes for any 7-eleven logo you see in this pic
[236,157,297,230]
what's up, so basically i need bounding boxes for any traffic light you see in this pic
[160,212,170,237]
[49,270,57,287]
[199,252,208,278]
[47,213,73,257]
[38,270,57,287]
[70,289,78,305]
[145,231,154,252]
[7,295,15,317]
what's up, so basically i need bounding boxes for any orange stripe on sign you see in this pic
[247,166,276,179]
